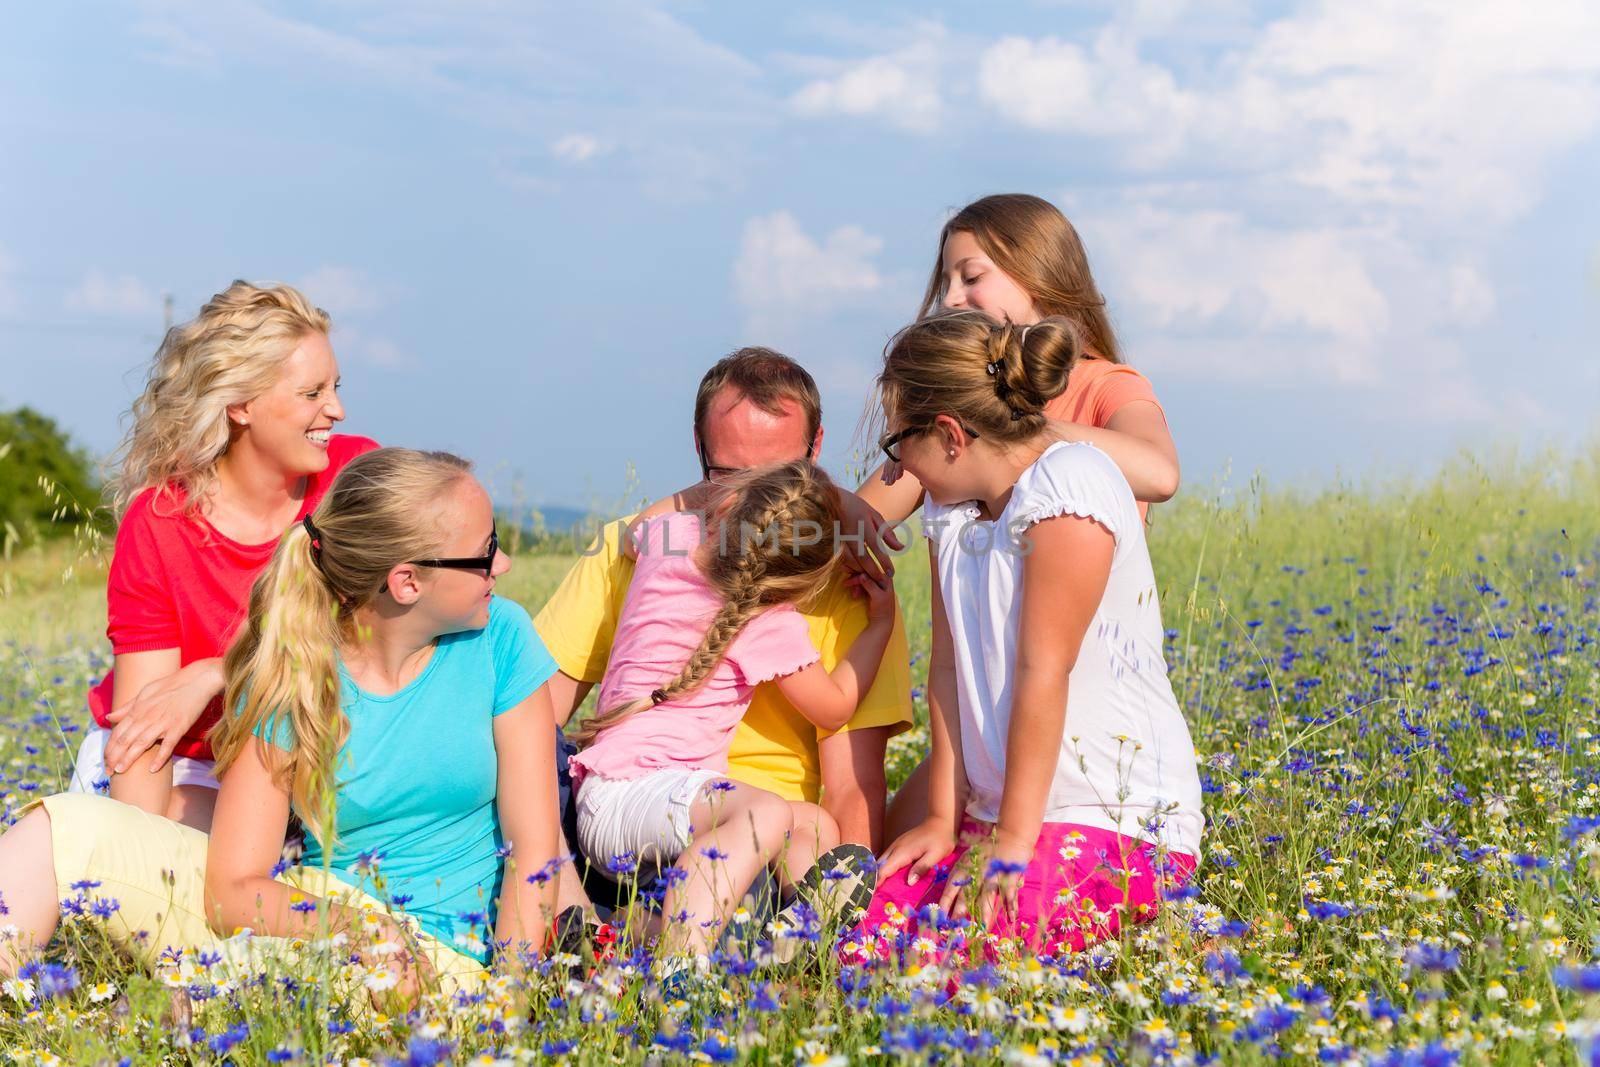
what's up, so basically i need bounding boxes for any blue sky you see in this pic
[3,1,1597,512]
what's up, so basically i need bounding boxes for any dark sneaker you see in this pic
[766,844,877,965]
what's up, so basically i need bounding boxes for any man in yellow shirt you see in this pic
[537,348,913,867]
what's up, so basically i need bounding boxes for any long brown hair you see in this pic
[211,448,473,844]
[878,310,1080,451]
[918,193,1121,364]
[572,460,843,745]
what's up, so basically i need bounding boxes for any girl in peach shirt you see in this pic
[858,194,1183,840]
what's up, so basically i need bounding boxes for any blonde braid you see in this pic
[571,461,844,748]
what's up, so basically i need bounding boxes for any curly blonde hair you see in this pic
[109,281,331,518]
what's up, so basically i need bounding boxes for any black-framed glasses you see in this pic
[697,438,816,486]
[412,526,499,577]
[879,420,982,464]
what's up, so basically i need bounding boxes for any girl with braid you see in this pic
[569,461,895,956]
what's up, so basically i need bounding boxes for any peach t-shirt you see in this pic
[1044,357,1166,519]
[1044,356,1164,428]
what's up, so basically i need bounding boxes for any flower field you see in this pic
[3,449,1599,1065]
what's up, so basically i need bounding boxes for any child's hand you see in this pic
[845,570,895,621]
[941,833,1035,928]
[877,818,957,887]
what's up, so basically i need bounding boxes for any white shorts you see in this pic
[575,768,722,878]
[67,726,220,794]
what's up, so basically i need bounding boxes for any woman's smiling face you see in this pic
[936,230,1040,326]
[231,332,345,475]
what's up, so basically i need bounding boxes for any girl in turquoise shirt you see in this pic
[0,448,562,997]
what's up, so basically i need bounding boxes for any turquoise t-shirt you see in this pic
[254,596,557,960]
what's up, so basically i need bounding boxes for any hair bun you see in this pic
[1013,318,1076,409]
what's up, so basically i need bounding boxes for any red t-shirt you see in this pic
[87,434,380,760]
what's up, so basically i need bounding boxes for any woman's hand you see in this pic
[835,490,904,584]
[940,832,1035,928]
[105,658,224,774]
[877,817,958,887]
[359,914,435,1003]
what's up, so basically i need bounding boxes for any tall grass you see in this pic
[3,446,1600,1064]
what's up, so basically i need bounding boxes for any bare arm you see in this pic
[106,649,182,812]
[854,460,926,527]
[1049,402,1180,503]
[997,514,1113,849]
[544,671,594,729]
[493,687,562,956]
[104,653,227,777]
[773,576,895,733]
[204,739,365,937]
[816,725,891,851]
[878,547,969,883]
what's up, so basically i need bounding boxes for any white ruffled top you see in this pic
[922,440,1204,857]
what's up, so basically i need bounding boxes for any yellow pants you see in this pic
[35,793,484,993]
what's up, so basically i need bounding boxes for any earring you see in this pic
[947,449,956,457]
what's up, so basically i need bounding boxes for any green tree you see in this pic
[0,406,105,539]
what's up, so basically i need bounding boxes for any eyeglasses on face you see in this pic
[696,438,816,487]
[879,420,982,464]
[411,525,499,577]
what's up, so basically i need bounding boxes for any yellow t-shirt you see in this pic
[535,515,914,803]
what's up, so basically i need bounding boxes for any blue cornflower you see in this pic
[389,1038,455,1067]
[542,1039,578,1056]
[696,1034,738,1063]
[36,962,79,998]
[1206,950,1248,981]
[985,858,1027,877]
[206,1023,249,1055]
[709,780,737,792]
[1404,943,1460,973]
[1555,965,1600,993]
[266,1050,296,1064]
[700,846,729,862]
[90,897,121,920]
[607,851,639,876]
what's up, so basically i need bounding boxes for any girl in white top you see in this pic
[862,311,1203,952]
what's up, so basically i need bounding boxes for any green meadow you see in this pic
[3,447,1600,1065]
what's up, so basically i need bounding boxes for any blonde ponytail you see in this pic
[210,448,473,843]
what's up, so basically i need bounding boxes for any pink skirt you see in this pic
[855,818,1197,956]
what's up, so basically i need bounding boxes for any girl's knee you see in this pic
[743,790,793,843]
[787,802,840,852]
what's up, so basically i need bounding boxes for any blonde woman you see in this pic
[1,449,562,988]
[70,281,377,828]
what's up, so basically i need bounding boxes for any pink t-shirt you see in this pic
[570,510,821,783]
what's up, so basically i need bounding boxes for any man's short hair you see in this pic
[693,346,823,446]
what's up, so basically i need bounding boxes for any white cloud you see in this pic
[790,35,943,133]
[551,133,608,163]
[298,266,382,318]
[966,1,1600,424]
[64,271,162,317]
[1084,204,1389,385]
[977,31,1196,163]
[979,1,1600,224]
[733,211,884,330]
